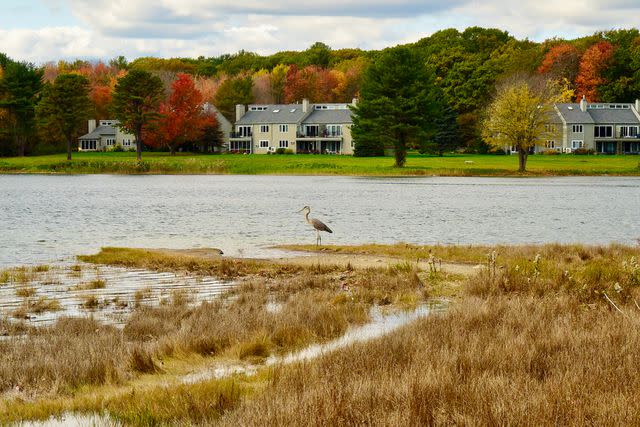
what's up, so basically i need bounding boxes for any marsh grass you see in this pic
[15,286,37,298]
[12,297,62,318]
[75,279,107,291]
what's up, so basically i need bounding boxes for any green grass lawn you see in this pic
[0,151,639,176]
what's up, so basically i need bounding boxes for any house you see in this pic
[203,103,232,151]
[78,120,136,151]
[538,97,640,154]
[230,98,355,154]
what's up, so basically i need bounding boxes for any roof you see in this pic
[587,108,640,124]
[302,108,353,124]
[555,103,640,125]
[78,125,116,140]
[555,104,594,124]
[236,104,310,125]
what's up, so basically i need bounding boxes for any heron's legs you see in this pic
[316,230,320,247]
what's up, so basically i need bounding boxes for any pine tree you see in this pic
[351,46,440,166]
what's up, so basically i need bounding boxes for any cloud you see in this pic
[1,0,639,63]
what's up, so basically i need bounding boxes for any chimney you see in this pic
[88,119,96,133]
[635,99,640,112]
[302,98,309,113]
[580,95,587,112]
[235,104,246,122]
[351,98,358,107]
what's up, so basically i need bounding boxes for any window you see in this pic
[594,125,613,138]
[236,126,252,137]
[572,140,584,149]
[260,125,270,133]
[279,124,288,132]
[249,106,267,111]
[326,125,342,137]
[259,140,269,148]
[279,140,289,148]
[545,141,555,149]
[572,124,583,133]
[544,125,556,133]
[620,126,639,137]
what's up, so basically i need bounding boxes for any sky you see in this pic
[0,0,639,63]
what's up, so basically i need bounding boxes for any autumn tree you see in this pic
[0,61,43,156]
[269,64,289,104]
[575,41,615,101]
[36,73,91,160]
[112,69,164,160]
[214,75,253,122]
[252,70,274,104]
[351,46,441,167]
[538,43,580,83]
[145,73,213,155]
[304,42,332,68]
[483,75,561,172]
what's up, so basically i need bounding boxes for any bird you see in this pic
[298,206,332,246]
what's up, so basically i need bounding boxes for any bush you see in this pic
[275,148,286,154]
[543,149,560,155]
[284,149,294,155]
[491,148,506,155]
[574,148,595,155]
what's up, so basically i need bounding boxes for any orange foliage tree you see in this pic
[145,73,214,155]
[575,41,615,101]
[538,43,580,84]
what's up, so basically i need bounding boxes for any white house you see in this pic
[78,120,136,152]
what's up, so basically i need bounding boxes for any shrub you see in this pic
[275,148,286,154]
[284,149,294,155]
[543,149,560,155]
[491,148,507,155]
[574,148,595,155]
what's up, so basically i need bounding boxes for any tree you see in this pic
[304,42,332,68]
[145,73,213,155]
[351,46,440,167]
[575,41,615,101]
[538,43,580,86]
[36,74,91,160]
[432,104,460,156]
[482,75,561,172]
[0,61,43,156]
[213,75,253,122]
[111,69,164,160]
[269,64,289,104]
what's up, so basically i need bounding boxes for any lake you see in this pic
[1,175,639,267]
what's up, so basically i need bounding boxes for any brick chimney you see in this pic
[636,99,640,112]
[302,98,309,113]
[580,95,587,112]
[235,104,246,122]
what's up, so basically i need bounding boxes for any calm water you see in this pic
[1,175,639,267]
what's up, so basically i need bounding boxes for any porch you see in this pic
[296,140,343,154]
[596,139,640,154]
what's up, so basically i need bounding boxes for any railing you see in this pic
[297,130,342,138]
[230,131,252,139]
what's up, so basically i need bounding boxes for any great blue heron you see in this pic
[298,206,332,246]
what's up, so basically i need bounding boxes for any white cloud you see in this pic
[1,0,639,63]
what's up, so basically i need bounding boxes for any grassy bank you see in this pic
[1,152,639,176]
[3,243,640,424]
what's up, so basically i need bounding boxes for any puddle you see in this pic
[16,412,118,426]
[0,265,234,326]
[183,301,447,384]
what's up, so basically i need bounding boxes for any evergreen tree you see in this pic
[112,69,164,161]
[433,104,460,156]
[351,46,440,166]
[36,73,92,160]
[0,61,43,156]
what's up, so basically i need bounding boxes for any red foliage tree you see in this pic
[538,43,580,83]
[284,65,322,103]
[145,73,213,155]
[91,85,112,121]
[575,41,615,101]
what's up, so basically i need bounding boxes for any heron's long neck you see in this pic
[305,211,310,223]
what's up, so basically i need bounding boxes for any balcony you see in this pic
[297,127,343,140]
[230,131,252,140]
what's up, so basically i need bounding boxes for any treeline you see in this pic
[1,27,639,156]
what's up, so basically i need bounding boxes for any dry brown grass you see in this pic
[220,294,640,426]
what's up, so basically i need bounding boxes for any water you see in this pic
[1,175,639,267]
[0,265,232,326]
[181,302,446,384]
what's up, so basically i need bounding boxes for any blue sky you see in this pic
[0,0,638,63]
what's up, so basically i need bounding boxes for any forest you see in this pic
[1,26,639,156]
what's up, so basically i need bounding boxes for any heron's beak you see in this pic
[297,208,305,213]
